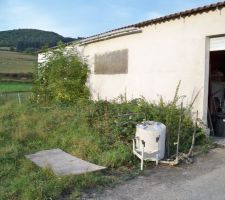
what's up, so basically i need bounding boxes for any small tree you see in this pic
[32,43,90,104]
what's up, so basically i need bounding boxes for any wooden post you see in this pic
[17,92,21,104]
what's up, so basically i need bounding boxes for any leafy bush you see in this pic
[32,43,90,104]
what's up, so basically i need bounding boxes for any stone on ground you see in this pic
[212,137,225,146]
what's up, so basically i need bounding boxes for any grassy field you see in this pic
[0,50,37,73]
[0,82,32,92]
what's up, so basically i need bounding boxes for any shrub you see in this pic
[87,83,209,156]
[32,42,90,104]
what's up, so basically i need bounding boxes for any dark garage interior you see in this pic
[208,50,225,136]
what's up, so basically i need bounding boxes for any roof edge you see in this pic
[79,27,142,46]
[81,1,225,43]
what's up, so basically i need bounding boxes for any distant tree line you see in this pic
[0,29,82,53]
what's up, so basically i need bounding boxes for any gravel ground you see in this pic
[86,147,225,200]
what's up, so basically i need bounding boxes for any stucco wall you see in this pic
[73,8,225,122]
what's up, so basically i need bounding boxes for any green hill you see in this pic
[0,29,80,52]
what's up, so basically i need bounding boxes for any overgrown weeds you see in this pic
[0,92,211,199]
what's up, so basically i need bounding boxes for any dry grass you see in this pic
[0,50,37,73]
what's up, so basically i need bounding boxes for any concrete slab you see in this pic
[25,148,106,176]
[212,137,225,146]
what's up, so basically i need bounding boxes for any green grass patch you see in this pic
[0,50,37,73]
[0,102,136,200]
[0,82,32,92]
[0,98,210,199]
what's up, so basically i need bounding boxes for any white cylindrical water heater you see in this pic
[135,121,166,160]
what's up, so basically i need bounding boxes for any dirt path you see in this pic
[88,148,225,200]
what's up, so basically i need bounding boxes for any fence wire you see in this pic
[0,91,31,104]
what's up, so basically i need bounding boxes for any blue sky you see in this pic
[0,0,222,37]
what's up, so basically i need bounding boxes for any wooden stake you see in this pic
[188,111,198,157]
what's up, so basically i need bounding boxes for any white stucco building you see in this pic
[39,1,225,129]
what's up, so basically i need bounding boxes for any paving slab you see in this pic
[25,148,106,176]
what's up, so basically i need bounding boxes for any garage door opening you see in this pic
[208,37,225,136]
